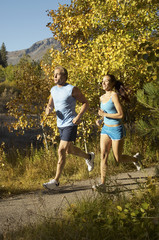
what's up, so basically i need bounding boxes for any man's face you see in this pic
[54,68,66,86]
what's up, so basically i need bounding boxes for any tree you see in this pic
[41,0,159,141]
[4,65,16,82]
[0,52,2,66]
[7,55,50,133]
[0,43,8,68]
[136,81,159,141]
[7,0,159,145]
[0,66,5,82]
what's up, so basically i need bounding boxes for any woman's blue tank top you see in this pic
[100,94,121,125]
[51,83,77,128]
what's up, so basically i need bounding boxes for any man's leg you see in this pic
[43,140,70,189]
[54,140,70,182]
[58,125,92,159]
[67,142,95,172]
[55,141,92,182]
[43,126,95,189]
[67,142,90,159]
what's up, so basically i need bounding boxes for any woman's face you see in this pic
[102,76,113,91]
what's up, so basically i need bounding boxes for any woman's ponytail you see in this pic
[114,80,129,102]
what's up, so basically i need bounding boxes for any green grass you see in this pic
[0,130,158,198]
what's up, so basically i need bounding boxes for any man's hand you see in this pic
[72,115,81,125]
[45,96,54,116]
[45,106,52,116]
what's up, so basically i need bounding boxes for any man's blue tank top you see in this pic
[51,83,77,128]
[100,94,121,125]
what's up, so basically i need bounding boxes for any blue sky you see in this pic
[0,0,71,52]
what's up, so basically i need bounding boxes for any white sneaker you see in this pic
[85,152,95,172]
[43,179,59,190]
[133,153,142,171]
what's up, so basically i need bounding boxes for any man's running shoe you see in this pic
[85,152,95,172]
[43,179,59,190]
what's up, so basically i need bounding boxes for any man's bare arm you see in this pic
[45,95,54,115]
[72,87,89,124]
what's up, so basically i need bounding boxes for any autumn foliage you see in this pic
[7,0,159,143]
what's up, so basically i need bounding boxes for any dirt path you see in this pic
[0,166,158,234]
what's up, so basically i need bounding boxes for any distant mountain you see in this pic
[7,38,61,65]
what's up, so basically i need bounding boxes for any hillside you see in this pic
[7,38,61,65]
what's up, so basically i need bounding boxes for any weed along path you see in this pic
[0,166,158,234]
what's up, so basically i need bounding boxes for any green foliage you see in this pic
[42,49,53,66]
[0,65,16,86]
[0,65,5,82]
[0,65,17,112]
[7,56,50,131]
[63,187,159,240]
[4,65,16,82]
[136,81,159,141]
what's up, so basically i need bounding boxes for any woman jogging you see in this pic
[94,74,141,191]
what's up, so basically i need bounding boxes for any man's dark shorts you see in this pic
[58,125,77,142]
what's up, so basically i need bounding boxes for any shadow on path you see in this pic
[42,184,91,195]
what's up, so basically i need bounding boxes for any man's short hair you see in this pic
[55,66,68,80]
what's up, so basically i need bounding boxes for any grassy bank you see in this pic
[4,180,159,240]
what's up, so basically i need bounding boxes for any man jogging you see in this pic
[43,66,95,190]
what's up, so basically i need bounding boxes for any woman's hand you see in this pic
[98,109,106,117]
[96,119,103,126]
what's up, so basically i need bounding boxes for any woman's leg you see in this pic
[100,134,112,184]
[112,138,139,163]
